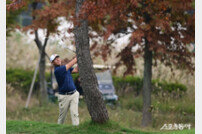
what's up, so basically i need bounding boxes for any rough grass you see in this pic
[116,94,195,129]
[6,120,195,134]
[6,91,195,132]
[120,94,195,115]
[6,78,195,131]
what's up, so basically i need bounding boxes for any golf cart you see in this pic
[95,69,118,102]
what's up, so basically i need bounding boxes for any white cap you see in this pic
[50,54,59,62]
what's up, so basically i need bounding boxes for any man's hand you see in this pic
[65,57,77,70]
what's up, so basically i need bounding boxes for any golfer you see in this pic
[50,54,79,126]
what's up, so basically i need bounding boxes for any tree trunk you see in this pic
[74,0,109,123]
[141,42,152,127]
[39,51,48,106]
[34,29,49,106]
[32,2,49,106]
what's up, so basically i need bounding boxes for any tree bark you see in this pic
[141,41,152,127]
[38,50,48,106]
[74,0,109,123]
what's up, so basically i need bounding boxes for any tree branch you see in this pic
[42,30,50,51]
[34,30,42,50]
[34,30,50,60]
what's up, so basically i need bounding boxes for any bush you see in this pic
[113,76,187,98]
[6,69,51,94]
[152,80,187,98]
[7,69,37,93]
[113,76,143,96]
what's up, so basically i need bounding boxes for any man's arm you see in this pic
[72,66,79,73]
[66,57,77,71]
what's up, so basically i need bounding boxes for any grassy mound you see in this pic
[7,120,194,134]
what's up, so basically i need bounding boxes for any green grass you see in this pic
[7,120,194,134]
[6,94,195,130]
[6,74,195,132]
[119,94,195,115]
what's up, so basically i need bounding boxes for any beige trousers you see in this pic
[57,91,79,126]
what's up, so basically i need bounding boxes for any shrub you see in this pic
[113,76,187,98]
[6,69,51,94]
[113,76,143,96]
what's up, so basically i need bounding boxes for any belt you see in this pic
[60,90,76,95]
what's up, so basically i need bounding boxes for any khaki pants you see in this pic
[57,91,79,126]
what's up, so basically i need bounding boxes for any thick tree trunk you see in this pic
[39,51,48,106]
[141,42,152,127]
[74,0,109,123]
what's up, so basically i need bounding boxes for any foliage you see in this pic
[72,73,80,81]
[6,0,26,36]
[6,0,77,36]
[6,69,51,94]
[6,69,38,94]
[112,76,187,98]
[6,0,195,74]
[80,0,195,75]
[113,76,143,96]
[6,10,20,36]
[152,80,187,92]
[6,68,187,97]
[6,120,195,134]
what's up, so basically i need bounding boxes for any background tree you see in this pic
[7,0,67,106]
[80,0,195,127]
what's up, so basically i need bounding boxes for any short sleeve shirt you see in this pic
[54,65,76,94]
